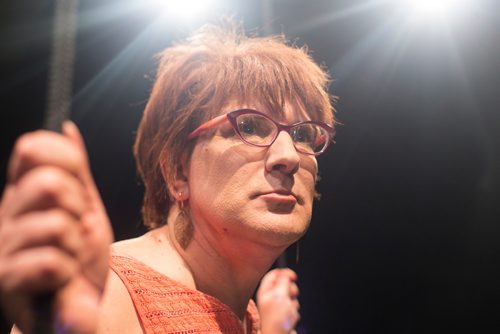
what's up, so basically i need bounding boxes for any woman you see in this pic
[0,23,336,333]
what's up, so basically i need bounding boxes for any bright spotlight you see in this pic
[147,0,218,22]
[403,0,469,22]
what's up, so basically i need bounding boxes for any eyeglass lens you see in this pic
[235,113,328,154]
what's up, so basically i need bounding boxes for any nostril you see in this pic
[272,162,299,175]
[272,163,287,171]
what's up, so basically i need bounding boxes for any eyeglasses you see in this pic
[187,109,335,155]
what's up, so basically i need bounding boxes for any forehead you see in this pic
[221,99,313,123]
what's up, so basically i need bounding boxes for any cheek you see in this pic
[188,142,252,202]
[300,157,318,192]
[189,146,222,194]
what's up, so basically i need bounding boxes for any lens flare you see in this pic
[405,0,468,20]
[146,0,218,22]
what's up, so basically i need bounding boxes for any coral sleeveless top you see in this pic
[110,253,261,334]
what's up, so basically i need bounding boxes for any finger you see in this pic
[258,268,281,293]
[289,282,299,298]
[282,309,300,333]
[0,247,78,294]
[258,268,298,305]
[62,121,101,205]
[63,121,111,237]
[291,308,301,325]
[63,121,113,289]
[0,209,83,258]
[260,268,297,291]
[5,166,87,218]
[273,270,297,297]
[7,130,87,185]
[278,268,297,282]
[0,184,15,217]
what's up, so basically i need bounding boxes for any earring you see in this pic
[174,191,193,249]
[178,192,184,211]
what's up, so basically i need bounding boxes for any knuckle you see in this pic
[0,226,15,256]
[32,169,67,200]
[0,250,68,293]
[13,134,35,156]
[46,211,71,242]
[12,135,37,167]
[37,249,73,280]
[13,132,84,176]
[40,259,59,278]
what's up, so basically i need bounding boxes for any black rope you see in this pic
[44,0,79,132]
[34,0,79,333]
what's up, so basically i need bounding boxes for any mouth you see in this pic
[252,190,302,205]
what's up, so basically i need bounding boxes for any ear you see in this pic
[165,152,190,202]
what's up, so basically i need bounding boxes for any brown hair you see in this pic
[134,22,336,229]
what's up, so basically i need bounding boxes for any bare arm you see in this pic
[94,270,142,334]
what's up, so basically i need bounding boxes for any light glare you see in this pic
[410,0,454,16]
[147,0,216,21]
[404,0,468,21]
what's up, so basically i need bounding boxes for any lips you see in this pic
[253,189,301,204]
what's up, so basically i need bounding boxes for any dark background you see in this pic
[1,0,499,333]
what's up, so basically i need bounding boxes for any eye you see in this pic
[238,117,258,135]
[237,115,275,138]
[292,125,316,143]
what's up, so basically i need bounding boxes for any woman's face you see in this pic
[186,103,318,248]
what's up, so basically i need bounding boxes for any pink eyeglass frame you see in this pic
[187,108,335,156]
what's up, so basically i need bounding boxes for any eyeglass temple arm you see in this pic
[187,114,228,140]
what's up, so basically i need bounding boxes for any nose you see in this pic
[265,131,300,175]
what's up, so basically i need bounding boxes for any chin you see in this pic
[257,216,310,244]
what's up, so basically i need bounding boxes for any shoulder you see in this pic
[111,235,145,254]
[111,230,196,289]
[110,231,163,263]
[95,269,142,334]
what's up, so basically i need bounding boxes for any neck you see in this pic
[164,208,285,320]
